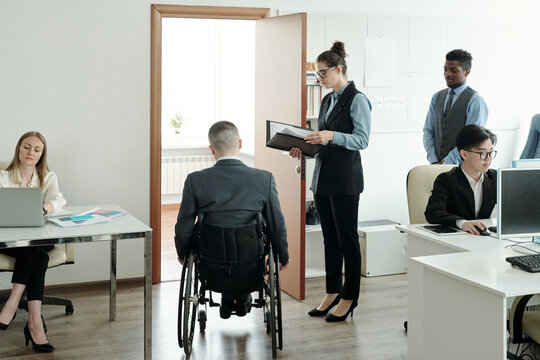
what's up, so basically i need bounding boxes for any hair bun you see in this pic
[330,41,346,59]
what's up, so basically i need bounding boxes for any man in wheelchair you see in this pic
[174,121,289,319]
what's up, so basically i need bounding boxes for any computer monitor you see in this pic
[512,158,540,168]
[497,167,540,238]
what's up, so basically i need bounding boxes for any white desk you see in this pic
[397,224,540,360]
[0,205,152,360]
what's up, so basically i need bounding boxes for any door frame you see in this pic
[150,5,270,283]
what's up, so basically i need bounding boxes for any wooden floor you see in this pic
[0,275,408,359]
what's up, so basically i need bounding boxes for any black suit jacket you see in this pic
[425,166,497,227]
[174,159,288,265]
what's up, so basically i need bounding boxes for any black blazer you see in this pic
[174,159,289,265]
[425,166,497,227]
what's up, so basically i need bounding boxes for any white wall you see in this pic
[1,0,538,288]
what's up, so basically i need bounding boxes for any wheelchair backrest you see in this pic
[195,212,266,265]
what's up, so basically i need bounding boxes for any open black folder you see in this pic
[265,120,323,158]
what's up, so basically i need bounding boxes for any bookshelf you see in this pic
[306,70,322,130]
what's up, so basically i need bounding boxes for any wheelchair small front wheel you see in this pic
[198,309,207,333]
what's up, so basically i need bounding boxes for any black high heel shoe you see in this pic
[325,299,358,322]
[308,295,341,316]
[23,323,55,353]
[0,312,16,331]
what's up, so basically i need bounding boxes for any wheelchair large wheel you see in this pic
[178,252,200,356]
[266,247,282,358]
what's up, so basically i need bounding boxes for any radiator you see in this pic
[161,155,215,195]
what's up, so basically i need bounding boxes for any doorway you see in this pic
[151,5,307,300]
[160,17,256,281]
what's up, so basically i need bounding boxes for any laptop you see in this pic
[419,224,466,236]
[0,188,46,227]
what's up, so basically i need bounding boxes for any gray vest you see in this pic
[434,86,477,161]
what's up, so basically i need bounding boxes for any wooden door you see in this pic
[255,13,307,300]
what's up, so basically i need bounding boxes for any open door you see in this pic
[255,13,306,300]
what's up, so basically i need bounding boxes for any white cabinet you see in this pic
[305,221,407,278]
[358,223,407,277]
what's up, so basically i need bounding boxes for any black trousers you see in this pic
[314,193,361,300]
[0,245,53,301]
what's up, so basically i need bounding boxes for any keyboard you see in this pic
[506,254,540,273]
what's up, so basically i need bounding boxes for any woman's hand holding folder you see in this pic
[305,130,334,145]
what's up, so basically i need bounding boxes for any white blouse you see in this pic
[0,169,67,212]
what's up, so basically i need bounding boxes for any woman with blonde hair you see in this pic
[0,131,66,353]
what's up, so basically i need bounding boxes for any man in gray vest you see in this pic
[423,49,488,164]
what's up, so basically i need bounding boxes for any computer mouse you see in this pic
[475,226,490,236]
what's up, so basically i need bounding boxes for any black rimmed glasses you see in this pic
[315,66,337,79]
[465,149,498,160]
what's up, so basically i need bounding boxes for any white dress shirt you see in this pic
[455,169,484,229]
[0,169,67,212]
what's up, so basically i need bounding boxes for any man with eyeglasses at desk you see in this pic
[425,124,497,235]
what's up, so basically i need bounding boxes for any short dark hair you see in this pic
[208,121,240,153]
[446,49,472,70]
[456,125,497,153]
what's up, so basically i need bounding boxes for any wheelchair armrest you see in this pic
[509,294,537,343]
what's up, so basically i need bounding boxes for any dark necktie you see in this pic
[444,89,455,116]
[324,93,339,125]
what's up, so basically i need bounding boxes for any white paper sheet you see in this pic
[364,36,397,88]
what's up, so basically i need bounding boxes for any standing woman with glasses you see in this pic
[290,41,371,322]
[425,124,497,235]
[0,131,66,353]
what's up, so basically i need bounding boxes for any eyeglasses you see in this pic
[315,66,337,79]
[465,149,497,160]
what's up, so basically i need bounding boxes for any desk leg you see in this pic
[110,239,117,321]
[144,231,152,360]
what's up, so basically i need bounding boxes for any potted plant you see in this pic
[169,113,185,134]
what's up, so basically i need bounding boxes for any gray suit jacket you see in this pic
[520,114,540,159]
[174,159,289,265]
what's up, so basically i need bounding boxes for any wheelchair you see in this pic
[177,213,283,358]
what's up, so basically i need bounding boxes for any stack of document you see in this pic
[49,208,126,228]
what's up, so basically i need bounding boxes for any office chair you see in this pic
[0,160,74,314]
[406,164,456,224]
[508,294,540,359]
[403,164,456,330]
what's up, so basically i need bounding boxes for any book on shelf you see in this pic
[306,84,321,117]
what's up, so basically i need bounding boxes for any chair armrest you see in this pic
[65,243,75,263]
[509,294,536,343]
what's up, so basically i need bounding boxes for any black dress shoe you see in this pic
[220,298,234,319]
[219,304,232,319]
[24,323,55,353]
[325,300,358,322]
[308,295,341,317]
[0,312,16,331]
[236,294,252,317]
